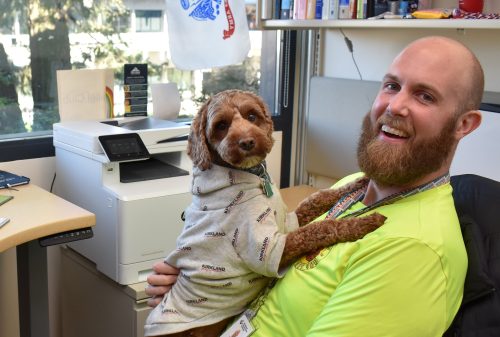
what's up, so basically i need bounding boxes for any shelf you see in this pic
[260,19,500,30]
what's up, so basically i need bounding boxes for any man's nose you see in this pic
[387,91,410,117]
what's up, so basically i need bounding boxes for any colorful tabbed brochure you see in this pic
[124,64,148,117]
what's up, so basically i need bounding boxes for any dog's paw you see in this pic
[328,212,387,243]
[365,212,386,226]
[352,212,386,234]
[295,189,339,225]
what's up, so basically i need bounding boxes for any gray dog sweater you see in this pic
[144,164,299,335]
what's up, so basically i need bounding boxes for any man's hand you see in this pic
[145,261,180,307]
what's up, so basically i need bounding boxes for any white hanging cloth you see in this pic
[166,0,251,70]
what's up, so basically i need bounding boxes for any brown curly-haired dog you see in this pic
[146,90,385,337]
[188,89,275,170]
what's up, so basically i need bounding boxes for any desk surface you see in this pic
[280,184,320,211]
[0,184,95,252]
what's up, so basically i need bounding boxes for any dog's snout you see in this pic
[239,138,255,151]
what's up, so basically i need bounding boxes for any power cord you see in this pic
[339,28,363,80]
[50,172,56,193]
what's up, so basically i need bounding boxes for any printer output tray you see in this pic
[119,158,189,183]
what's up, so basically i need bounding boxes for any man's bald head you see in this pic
[396,36,484,113]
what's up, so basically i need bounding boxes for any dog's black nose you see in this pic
[239,138,255,151]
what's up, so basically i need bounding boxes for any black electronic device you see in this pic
[98,133,150,162]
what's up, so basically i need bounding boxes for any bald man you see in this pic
[146,36,484,337]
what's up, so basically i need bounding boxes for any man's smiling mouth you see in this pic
[381,124,409,139]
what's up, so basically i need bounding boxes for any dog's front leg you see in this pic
[295,176,369,226]
[279,212,385,268]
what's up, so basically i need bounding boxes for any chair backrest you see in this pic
[444,174,500,336]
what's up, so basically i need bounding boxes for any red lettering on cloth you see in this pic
[223,0,235,39]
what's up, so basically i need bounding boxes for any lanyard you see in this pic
[326,173,451,220]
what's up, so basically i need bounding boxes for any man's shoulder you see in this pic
[332,172,365,188]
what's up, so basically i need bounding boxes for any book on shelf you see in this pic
[323,0,340,19]
[294,0,307,19]
[348,0,358,19]
[306,0,317,19]
[275,0,282,19]
[357,0,367,19]
[261,0,274,19]
[281,0,292,19]
[338,0,350,18]
[315,0,324,19]
[366,0,375,18]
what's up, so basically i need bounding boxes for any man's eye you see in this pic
[247,114,257,122]
[420,92,435,102]
[384,83,399,91]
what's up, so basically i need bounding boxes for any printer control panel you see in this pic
[98,133,150,162]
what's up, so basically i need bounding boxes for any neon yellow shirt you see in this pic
[248,173,467,337]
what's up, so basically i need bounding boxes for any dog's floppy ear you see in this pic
[255,93,275,145]
[187,98,212,170]
[263,102,274,142]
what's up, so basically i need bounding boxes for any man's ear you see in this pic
[455,110,482,140]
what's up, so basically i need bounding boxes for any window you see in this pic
[0,0,278,162]
[135,10,162,33]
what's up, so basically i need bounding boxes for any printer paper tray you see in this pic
[119,158,189,183]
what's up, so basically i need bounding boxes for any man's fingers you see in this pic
[145,284,172,297]
[146,273,178,287]
[147,296,163,308]
[152,261,180,275]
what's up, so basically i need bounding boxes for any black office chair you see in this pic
[444,174,500,337]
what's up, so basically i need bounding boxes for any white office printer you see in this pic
[53,117,193,285]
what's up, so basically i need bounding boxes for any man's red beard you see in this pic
[357,112,458,187]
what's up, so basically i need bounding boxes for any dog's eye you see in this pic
[247,114,257,122]
[215,122,228,131]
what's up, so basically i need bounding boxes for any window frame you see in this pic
[0,136,54,162]
[272,30,296,188]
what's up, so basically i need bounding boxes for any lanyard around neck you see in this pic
[326,173,451,220]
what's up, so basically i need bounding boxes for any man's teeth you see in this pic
[381,125,408,137]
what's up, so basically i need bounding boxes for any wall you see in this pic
[321,29,500,91]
